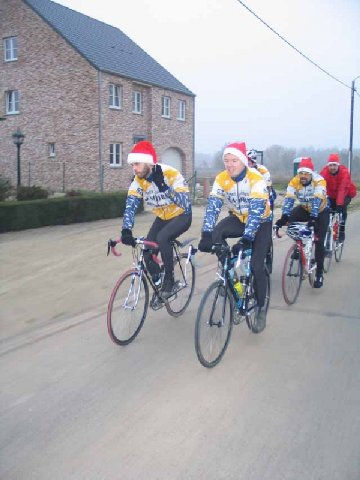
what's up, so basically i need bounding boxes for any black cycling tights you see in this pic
[212,215,272,308]
[144,213,192,279]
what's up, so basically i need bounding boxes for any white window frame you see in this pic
[49,143,56,158]
[177,100,186,121]
[162,96,171,118]
[6,90,19,114]
[109,84,122,109]
[4,37,17,62]
[110,143,122,167]
[132,90,142,114]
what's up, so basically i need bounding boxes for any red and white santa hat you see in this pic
[297,157,314,174]
[327,153,340,165]
[128,141,157,165]
[223,142,248,166]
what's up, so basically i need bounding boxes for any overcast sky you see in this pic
[56,0,360,154]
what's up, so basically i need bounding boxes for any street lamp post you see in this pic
[12,128,25,187]
[349,75,360,174]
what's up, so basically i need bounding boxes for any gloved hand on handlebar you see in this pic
[198,231,213,253]
[232,237,253,257]
[121,228,136,247]
[275,214,289,229]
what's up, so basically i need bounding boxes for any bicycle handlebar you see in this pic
[107,238,159,257]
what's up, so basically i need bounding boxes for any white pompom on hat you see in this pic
[128,141,157,165]
[297,157,314,174]
[223,142,248,166]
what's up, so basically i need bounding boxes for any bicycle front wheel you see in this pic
[282,245,303,305]
[323,226,332,273]
[107,270,149,345]
[195,281,233,368]
[308,242,317,288]
[334,238,344,262]
[166,253,195,317]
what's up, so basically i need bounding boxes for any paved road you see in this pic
[1,208,360,479]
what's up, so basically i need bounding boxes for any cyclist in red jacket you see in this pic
[320,153,357,242]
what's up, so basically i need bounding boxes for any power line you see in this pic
[236,0,352,90]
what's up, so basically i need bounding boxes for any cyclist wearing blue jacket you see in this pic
[198,142,272,332]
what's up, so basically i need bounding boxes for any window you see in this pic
[6,90,19,114]
[132,90,142,114]
[4,37,17,61]
[177,100,186,121]
[162,96,171,118]
[109,84,122,109]
[133,135,146,145]
[49,143,56,158]
[110,143,122,166]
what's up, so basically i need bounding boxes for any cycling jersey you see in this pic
[320,164,357,206]
[203,168,271,240]
[123,164,191,229]
[283,172,327,217]
[256,164,272,187]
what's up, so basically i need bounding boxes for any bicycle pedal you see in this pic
[150,296,165,311]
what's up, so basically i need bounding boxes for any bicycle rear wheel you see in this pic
[195,281,233,368]
[282,245,303,305]
[166,253,195,317]
[323,226,332,273]
[334,238,344,262]
[107,270,149,345]
[265,239,273,274]
[308,242,317,287]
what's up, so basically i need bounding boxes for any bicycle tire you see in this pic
[166,253,195,317]
[308,242,317,288]
[246,268,271,334]
[323,226,332,273]
[195,281,233,368]
[107,269,149,346]
[265,239,273,274]
[334,239,344,262]
[282,244,303,305]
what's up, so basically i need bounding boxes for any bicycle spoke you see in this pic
[195,282,233,368]
[166,253,195,317]
[282,245,302,305]
[107,271,149,345]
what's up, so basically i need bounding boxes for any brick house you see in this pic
[0,0,195,192]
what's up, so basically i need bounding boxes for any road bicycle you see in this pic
[195,244,270,368]
[323,210,344,273]
[107,236,196,345]
[275,222,317,305]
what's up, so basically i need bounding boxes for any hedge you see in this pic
[0,191,142,233]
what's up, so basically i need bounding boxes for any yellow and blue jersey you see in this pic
[202,168,271,240]
[282,172,327,217]
[122,164,191,229]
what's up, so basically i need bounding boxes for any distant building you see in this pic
[0,0,195,192]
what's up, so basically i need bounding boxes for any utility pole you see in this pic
[349,75,360,174]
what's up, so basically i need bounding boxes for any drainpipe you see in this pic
[97,70,103,192]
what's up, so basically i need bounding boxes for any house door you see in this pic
[161,147,182,172]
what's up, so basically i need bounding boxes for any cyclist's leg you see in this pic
[144,217,163,282]
[212,214,244,263]
[156,213,192,296]
[339,196,351,241]
[251,221,272,307]
[314,209,329,287]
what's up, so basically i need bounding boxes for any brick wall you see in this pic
[0,0,194,193]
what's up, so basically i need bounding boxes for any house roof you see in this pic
[23,0,195,96]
